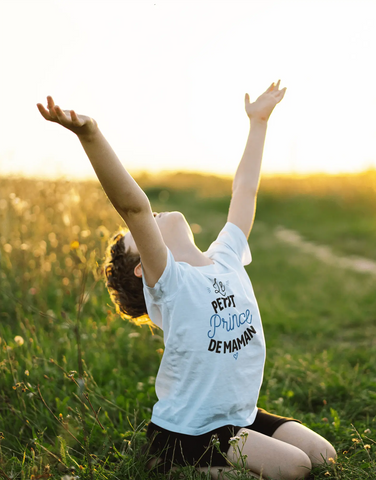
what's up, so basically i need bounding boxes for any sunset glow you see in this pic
[1,0,375,179]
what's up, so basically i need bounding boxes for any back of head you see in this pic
[104,231,148,323]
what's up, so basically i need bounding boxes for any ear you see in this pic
[134,262,142,278]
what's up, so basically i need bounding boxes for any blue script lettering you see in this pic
[207,309,252,338]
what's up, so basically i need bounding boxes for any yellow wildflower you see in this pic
[14,336,24,346]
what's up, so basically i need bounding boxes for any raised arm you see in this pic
[227,81,286,239]
[37,97,167,286]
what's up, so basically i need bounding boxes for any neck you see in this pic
[169,241,213,267]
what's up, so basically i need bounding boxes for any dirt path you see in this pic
[274,226,376,276]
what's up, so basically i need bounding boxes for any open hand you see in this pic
[245,81,286,123]
[37,96,98,138]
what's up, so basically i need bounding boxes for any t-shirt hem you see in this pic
[151,407,258,436]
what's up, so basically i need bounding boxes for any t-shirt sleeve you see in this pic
[142,248,181,329]
[206,222,252,266]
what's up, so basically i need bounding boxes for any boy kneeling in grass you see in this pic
[37,81,336,479]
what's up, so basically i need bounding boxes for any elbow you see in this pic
[116,192,151,219]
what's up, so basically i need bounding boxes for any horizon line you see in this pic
[1,167,376,183]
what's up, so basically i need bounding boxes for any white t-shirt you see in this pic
[142,222,266,435]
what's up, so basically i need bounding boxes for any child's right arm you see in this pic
[37,97,167,287]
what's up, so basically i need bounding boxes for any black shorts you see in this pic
[146,408,301,471]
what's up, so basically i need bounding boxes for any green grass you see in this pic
[257,171,376,261]
[0,172,375,479]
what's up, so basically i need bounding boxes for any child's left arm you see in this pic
[227,81,286,239]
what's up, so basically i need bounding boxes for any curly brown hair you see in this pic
[104,231,151,326]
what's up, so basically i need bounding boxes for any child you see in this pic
[37,82,336,479]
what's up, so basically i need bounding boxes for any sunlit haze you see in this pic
[1,0,375,179]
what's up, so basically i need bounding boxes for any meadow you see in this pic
[0,171,375,480]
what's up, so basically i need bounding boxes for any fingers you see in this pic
[270,81,286,101]
[47,96,55,109]
[54,105,68,122]
[265,82,275,93]
[36,103,51,120]
[266,80,282,94]
[278,87,287,101]
[70,110,81,126]
[272,87,287,103]
[44,95,59,120]
[37,97,65,123]
[37,96,82,127]
[36,96,56,120]
[244,93,250,105]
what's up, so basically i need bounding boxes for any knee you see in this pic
[309,439,337,466]
[280,450,311,480]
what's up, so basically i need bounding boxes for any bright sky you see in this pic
[1,0,375,179]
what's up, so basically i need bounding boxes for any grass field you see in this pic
[0,171,375,479]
